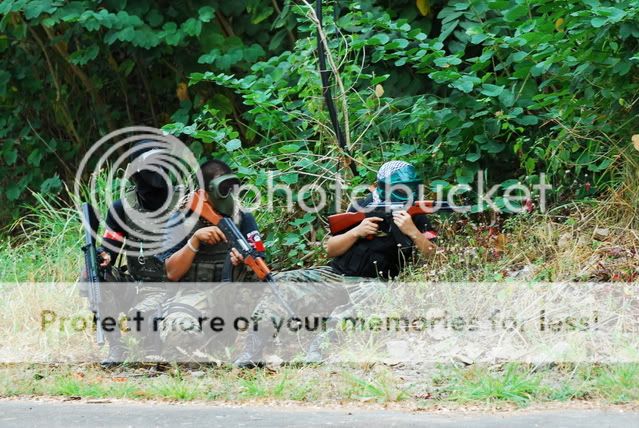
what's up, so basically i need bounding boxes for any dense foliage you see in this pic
[1,0,638,262]
[0,0,296,204]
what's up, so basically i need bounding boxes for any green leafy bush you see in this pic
[2,1,638,254]
[163,0,639,258]
[0,0,295,213]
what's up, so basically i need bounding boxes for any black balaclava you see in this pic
[129,141,170,211]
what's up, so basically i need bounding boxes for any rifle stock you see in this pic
[327,212,365,235]
[328,200,451,236]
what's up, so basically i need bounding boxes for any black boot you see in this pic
[234,330,269,368]
[305,330,336,364]
[305,337,324,364]
[101,337,127,368]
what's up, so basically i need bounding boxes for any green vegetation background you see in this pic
[1,0,639,265]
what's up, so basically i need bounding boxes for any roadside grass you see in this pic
[0,364,409,404]
[1,363,639,407]
[588,364,639,403]
[440,364,542,406]
[340,369,409,403]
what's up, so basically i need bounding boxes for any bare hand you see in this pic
[229,248,244,266]
[98,251,111,268]
[193,226,227,246]
[351,217,383,238]
[392,211,419,237]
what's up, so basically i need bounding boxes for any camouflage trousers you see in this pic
[158,283,265,361]
[101,267,167,318]
[252,266,386,337]
[99,267,169,354]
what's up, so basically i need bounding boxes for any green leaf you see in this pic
[225,139,242,151]
[198,49,220,64]
[452,75,480,93]
[24,0,56,20]
[3,148,17,165]
[198,6,215,23]
[597,7,625,21]
[482,140,505,154]
[210,94,234,115]
[512,51,528,62]
[499,89,515,107]
[193,130,224,143]
[134,27,160,48]
[243,44,265,63]
[395,144,416,156]
[182,18,202,36]
[466,152,481,162]
[430,180,450,191]
[279,144,301,154]
[590,17,608,28]
[434,56,462,67]
[68,45,99,65]
[280,173,299,185]
[27,149,43,166]
[387,38,409,49]
[269,30,287,51]
[162,122,184,135]
[216,48,244,71]
[429,70,461,83]
[40,175,62,194]
[456,165,476,184]
[119,58,135,76]
[251,6,273,24]
[514,115,539,126]
[6,184,22,201]
[369,34,390,45]
[146,9,163,27]
[480,84,504,97]
[613,61,631,76]
[503,5,529,23]
[439,19,459,41]
[116,26,136,42]
[371,75,390,85]
[588,157,614,172]
[470,33,489,44]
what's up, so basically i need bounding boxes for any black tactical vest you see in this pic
[123,191,167,282]
[329,232,413,279]
[179,215,230,283]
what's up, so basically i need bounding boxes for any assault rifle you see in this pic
[81,203,105,346]
[188,190,297,318]
[328,201,454,248]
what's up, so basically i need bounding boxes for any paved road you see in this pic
[0,400,637,427]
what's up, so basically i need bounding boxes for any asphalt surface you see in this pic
[0,400,637,427]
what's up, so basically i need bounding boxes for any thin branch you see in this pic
[216,11,235,37]
[301,0,352,151]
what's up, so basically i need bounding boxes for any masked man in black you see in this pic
[93,141,174,365]
[234,161,438,367]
